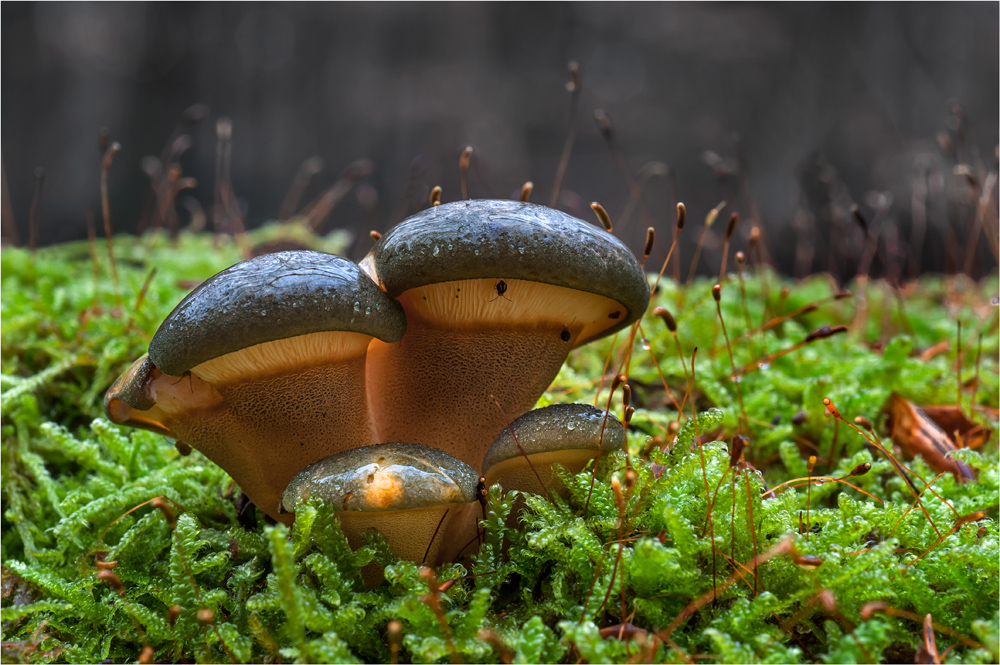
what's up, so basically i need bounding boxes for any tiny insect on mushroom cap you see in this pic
[363,199,649,467]
[481,403,625,496]
[282,443,480,578]
[104,251,406,523]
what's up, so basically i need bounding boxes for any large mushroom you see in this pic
[482,403,625,497]
[363,200,649,468]
[282,442,481,581]
[104,251,406,522]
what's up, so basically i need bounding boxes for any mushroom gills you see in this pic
[397,278,627,345]
[481,403,625,497]
[282,443,481,582]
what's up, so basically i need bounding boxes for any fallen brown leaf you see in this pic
[919,404,994,450]
[882,393,976,481]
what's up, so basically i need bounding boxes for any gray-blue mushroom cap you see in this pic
[371,200,650,338]
[149,251,406,376]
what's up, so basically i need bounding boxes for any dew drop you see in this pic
[365,306,371,316]
[566,422,576,431]
[260,310,267,316]
[640,337,650,351]
[730,375,743,383]
[518,247,524,254]
[432,246,440,257]
[353,301,361,313]
[758,362,771,370]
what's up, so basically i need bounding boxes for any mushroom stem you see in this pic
[338,506,477,581]
[366,323,569,467]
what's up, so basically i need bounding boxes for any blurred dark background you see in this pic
[3,2,998,279]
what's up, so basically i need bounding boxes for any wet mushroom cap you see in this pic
[282,442,483,573]
[282,442,480,514]
[482,403,625,474]
[370,200,650,344]
[482,404,625,497]
[148,250,406,378]
[105,355,157,414]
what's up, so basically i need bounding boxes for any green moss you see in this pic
[2,232,997,663]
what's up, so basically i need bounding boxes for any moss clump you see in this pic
[2,232,997,663]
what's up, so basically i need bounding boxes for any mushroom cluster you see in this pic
[106,199,649,567]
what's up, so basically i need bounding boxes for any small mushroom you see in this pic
[282,443,480,581]
[104,355,171,436]
[481,403,625,496]
[104,251,406,522]
[364,200,649,467]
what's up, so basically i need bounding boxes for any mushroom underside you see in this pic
[189,330,373,384]
[110,343,378,522]
[391,278,630,345]
[483,448,605,496]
